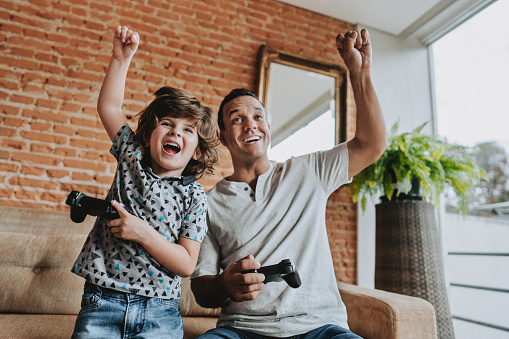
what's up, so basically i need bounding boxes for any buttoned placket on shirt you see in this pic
[239,170,271,203]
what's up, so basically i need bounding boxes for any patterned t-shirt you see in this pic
[72,124,208,299]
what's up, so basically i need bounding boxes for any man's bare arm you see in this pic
[191,255,265,308]
[336,29,388,178]
[191,275,230,308]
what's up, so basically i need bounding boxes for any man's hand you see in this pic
[336,29,372,76]
[219,254,265,302]
[108,200,151,243]
[112,25,139,61]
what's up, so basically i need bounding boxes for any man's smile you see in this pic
[242,135,261,143]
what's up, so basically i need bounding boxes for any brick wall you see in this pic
[0,0,358,284]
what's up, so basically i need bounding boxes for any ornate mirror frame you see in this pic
[256,45,349,145]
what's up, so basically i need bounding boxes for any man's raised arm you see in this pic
[337,29,387,178]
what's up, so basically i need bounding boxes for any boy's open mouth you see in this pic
[243,136,261,143]
[163,142,181,155]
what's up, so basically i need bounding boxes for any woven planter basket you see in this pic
[375,200,455,339]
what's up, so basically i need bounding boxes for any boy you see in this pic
[71,26,219,338]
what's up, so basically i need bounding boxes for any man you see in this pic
[191,29,387,338]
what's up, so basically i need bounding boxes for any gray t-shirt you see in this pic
[191,143,351,336]
[72,124,208,299]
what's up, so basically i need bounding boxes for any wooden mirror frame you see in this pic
[256,45,349,144]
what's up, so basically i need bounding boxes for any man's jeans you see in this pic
[196,324,363,339]
[71,282,183,339]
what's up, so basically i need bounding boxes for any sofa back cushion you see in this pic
[0,206,94,235]
[180,277,220,317]
[0,232,86,314]
[0,207,220,317]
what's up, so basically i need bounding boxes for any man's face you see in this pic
[220,96,271,162]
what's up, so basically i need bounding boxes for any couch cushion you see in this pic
[0,205,221,318]
[0,314,77,339]
[183,317,218,338]
[181,277,221,317]
[0,232,86,314]
[0,231,221,317]
[0,207,94,235]
[0,314,218,339]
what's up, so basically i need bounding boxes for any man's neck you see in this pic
[228,157,271,191]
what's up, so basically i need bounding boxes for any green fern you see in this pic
[350,122,487,216]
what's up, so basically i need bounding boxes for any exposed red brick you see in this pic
[46,169,70,178]
[0,162,18,172]
[40,191,67,203]
[9,176,58,190]
[15,189,41,200]
[2,138,26,150]
[11,151,61,166]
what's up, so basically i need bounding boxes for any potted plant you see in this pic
[350,121,487,215]
[349,121,487,339]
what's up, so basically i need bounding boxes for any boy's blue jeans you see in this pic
[71,282,183,339]
[196,325,363,339]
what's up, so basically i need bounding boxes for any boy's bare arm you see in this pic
[108,201,201,278]
[139,229,201,278]
[98,26,139,142]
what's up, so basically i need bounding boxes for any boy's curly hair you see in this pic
[135,86,219,178]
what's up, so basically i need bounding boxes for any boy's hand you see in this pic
[108,200,151,243]
[112,25,139,61]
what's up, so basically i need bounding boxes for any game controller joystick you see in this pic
[246,259,301,288]
[66,191,120,223]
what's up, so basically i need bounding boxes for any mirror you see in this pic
[257,45,348,160]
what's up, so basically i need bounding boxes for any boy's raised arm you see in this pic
[98,26,140,142]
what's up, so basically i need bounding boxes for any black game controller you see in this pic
[66,191,120,223]
[246,259,301,288]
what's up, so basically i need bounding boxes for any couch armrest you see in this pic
[338,282,437,339]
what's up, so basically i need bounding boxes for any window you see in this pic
[433,0,509,216]
[432,2,509,337]
[268,104,335,162]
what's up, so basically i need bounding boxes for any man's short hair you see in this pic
[217,88,261,131]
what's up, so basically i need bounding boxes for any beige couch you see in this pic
[0,206,437,338]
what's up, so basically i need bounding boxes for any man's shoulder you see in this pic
[291,142,348,162]
[207,178,228,198]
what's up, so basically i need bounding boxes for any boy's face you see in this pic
[148,116,199,178]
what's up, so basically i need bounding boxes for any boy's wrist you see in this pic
[110,55,133,66]
[135,221,157,247]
